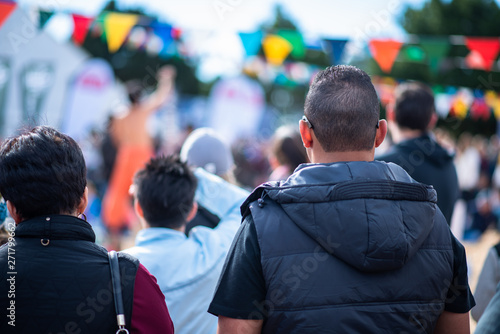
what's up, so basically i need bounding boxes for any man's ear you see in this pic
[77,187,89,216]
[299,120,313,148]
[186,201,198,223]
[427,113,438,131]
[134,198,144,219]
[375,119,388,148]
[6,201,22,224]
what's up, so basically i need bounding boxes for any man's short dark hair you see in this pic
[134,155,197,229]
[304,65,380,152]
[394,82,435,131]
[0,126,87,220]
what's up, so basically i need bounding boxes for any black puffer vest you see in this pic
[242,161,454,334]
[0,215,138,333]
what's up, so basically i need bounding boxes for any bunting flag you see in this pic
[368,39,403,73]
[262,34,292,66]
[434,93,452,118]
[127,26,148,50]
[484,91,498,108]
[39,10,54,29]
[419,38,449,73]
[465,37,500,71]
[239,31,263,57]
[323,39,348,65]
[450,97,468,119]
[470,97,490,121]
[72,14,93,45]
[403,45,425,62]
[103,12,139,53]
[43,13,73,43]
[0,1,16,29]
[493,98,500,120]
[152,22,174,55]
[465,50,486,70]
[277,30,305,59]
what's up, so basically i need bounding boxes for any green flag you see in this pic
[277,30,305,59]
[419,37,450,73]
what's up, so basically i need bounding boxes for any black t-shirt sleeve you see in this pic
[444,231,476,313]
[208,215,267,320]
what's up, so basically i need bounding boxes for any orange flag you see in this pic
[0,1,16,29]
[465,37,500,72]
[368,39,403,73]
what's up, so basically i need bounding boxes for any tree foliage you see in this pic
[402,0,500,36]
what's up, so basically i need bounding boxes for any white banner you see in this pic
[62,58,115,141]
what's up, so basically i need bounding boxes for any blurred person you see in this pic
[455,133,481,196]
[455,133,483,240]
[209,66,474,333]
[0,196,8,245]
[102,66,175,250]
[378,82,459,224]
[180,127,237,183]
[267,125,308,181]
[472,241,500,322]
[0,126,173,333]
[180,127,238,235]
[123,155,249,334]
[475,281,500,333]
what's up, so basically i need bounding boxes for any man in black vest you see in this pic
[377,82,459,224]
[209,65,474,333]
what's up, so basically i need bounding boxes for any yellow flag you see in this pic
[104,12,139,53]
[452,97,468,119]
[262,35,292,66]
[493,98,500,120]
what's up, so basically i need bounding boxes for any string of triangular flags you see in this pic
[373,76,500,121]
[3,1,500,79]
[369,37,500,73]
[0,2,348,65]
[0,1,182,57]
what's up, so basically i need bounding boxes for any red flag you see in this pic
[0,1,16,29]
[465,37,500,71]
[368,39,403,73]
[72,14,93,45]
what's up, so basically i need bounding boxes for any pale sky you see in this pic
[18,0,427,38]
[12,0,435,80]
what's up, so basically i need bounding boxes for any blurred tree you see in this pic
[402,0,500,36]
[261,5,298,32]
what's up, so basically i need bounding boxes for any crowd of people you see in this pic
[1,65,500,333]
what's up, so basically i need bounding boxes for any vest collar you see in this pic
[14,214,96,242]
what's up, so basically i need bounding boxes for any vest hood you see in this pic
[242,161,438,273]
[396,134,454,168]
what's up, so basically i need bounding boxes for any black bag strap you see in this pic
[108,251,129,334]
[494,242,500,258]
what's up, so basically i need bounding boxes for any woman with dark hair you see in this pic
[0,126,173,333]
[268,125,309,181]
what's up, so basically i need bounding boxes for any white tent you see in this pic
[0,7,120,140]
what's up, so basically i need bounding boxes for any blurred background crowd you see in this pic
[3,0,500,329]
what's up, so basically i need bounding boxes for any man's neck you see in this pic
[310,150,375,164]
[390,123,425,144]
[141,221,186,234]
